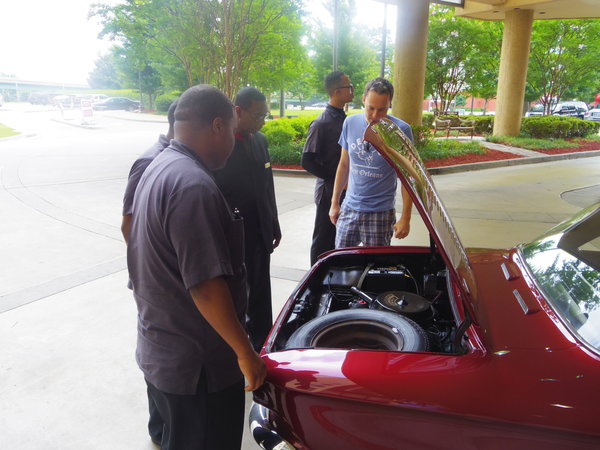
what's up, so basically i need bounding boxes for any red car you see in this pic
[250,119,600,449]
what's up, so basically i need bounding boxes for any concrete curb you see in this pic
[50,118,103,129]
[0,132,37,142]
[104,112,166,123]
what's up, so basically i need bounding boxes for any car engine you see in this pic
[271,250,463,354]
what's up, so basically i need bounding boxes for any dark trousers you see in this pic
[245,237,273,352]
[146,376,245,450]
[147,390,164,444]
[310,194,337,266]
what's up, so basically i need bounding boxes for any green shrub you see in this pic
[411,125,432,150]
[422,112,434,128]
[263,116,317,165]
[288,115,317,140]
[269,142,304,165]
[463,115,494,135]
[520,116,600,139]
[262,119,299,146]
[155,94,179,112]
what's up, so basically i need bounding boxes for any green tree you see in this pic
[245,4,311,99]
[88,52,121,89]
[467,20,502,114]
[425,5,497,114]
[92,0,307,98]
[306,0,379,104]
[527,19,600,114]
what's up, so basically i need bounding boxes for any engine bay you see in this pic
[271,250,464,354]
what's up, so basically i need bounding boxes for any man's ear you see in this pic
[234,105,243,119]
[212,117,225,135]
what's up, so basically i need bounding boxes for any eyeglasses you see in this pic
[242,108,269,122]
[336,84,354,91]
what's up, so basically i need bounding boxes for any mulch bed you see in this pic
[423,148,522,168]
[272,140,600,171]
[523,139,600,155]
[273,148,523,171]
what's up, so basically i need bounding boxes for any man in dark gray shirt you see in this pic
[121,99,177,244]
[127,85,265,449]
[121,100,178,444]
[302,71,354,265]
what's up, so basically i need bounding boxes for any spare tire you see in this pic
[285,309,428,352]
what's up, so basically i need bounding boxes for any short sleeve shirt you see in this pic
[127,140,246,395]
[303,104,346,203]
[122,134,170,215]
[338,114,414,212]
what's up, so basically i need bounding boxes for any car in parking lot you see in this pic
[250,118,600,449]
[552,101,589,120]
[588,105,600,121]
[525,103,545,117]
[92,97,141,111]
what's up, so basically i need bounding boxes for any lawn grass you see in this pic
[419,139,485,161]
[486,135,578,149]
[0,123,19,138]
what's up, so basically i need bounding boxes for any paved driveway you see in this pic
[0,104,598,449]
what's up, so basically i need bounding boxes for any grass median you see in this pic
[0,123,19,139]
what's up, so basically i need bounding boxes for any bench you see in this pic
[434,113,475,139]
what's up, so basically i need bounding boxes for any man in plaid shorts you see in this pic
[329,77,413,248]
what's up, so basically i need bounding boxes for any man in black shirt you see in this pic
[302,71,354,265]
[213,87,281,352]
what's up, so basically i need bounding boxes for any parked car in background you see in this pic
[553,101,589,119]
[250,118,600,450]
[527,101,589,119]
[52,95,75,108]
[552,103,580,118]
[29,93,53,105]
[92,97,141,111]
[588,105,600,121]
[525,104,545,117]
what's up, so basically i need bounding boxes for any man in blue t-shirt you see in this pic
[329,77,413,248]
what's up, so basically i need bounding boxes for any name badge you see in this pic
[265,162,271,169]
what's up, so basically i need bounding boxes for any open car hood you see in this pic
[364,118,478,311]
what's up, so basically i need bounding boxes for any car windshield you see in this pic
[521,205,600,352]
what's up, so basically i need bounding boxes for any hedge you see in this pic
[155,93,180,112]
[262,116,317,165]
[521,116,600,139]
[263,112,600,166]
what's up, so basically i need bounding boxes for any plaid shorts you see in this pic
[335,206,396,248]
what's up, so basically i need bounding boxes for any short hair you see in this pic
[363,77,394,101]
[167,99,178,129]
[324,71,346,95]
[175,85,233,127]
[234,87,266,109]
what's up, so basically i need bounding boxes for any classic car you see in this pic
[250,118,600,449]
